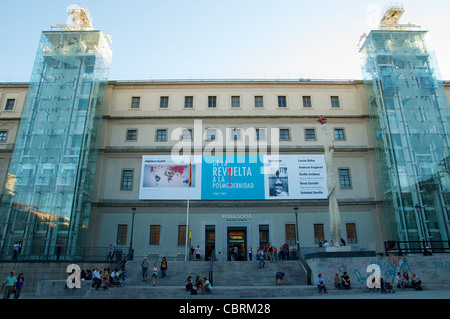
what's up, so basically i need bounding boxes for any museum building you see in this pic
[0,4,448,261]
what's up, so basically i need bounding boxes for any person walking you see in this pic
[1,271,17,299]
[14,273,24,299]
[141,257,149,282]
[151,263,158,286]
[257,248,265,269]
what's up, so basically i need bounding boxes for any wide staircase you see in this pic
[87,258,311,298]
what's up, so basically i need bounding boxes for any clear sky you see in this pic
[1,0,450,82]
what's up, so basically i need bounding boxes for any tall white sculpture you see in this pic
[318,116,341,247]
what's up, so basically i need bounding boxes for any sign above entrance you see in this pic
[139,155,327,200]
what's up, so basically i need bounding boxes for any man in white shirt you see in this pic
[92,267,102,290]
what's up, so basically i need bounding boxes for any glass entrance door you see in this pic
[227,227,247,261]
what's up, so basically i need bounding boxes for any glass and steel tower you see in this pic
[0,5,112,259]
[360,5,450,247]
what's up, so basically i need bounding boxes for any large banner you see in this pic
[139,155,327,200]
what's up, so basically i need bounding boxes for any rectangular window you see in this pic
[259,225,269,248]
[334,128,345,140]
[254,96,264,108]
[278,96,287,108]
[279,128,290,141]
[117,224,128,245]
[0,131,7,142]
[330,96,340,108]
[182,128,192,141]
[160,96,169,108]
[208,96,217,108]
[126,129,137,141]
[184,96,194,108]
[207,129,216,141]
[131,96,141,109]
[231,96,240,108]
[285,224,296,245]
[231,128,241,140]
[256,128,265,141]
[346,223,357,243]
[302,96,312,108]
[305,128,316,141]
[5,99,15,111]
[314,224,324,245]
[156,129,167,141]
[339,168,352,189]
[178,225,186,246]
[150,225,161,245]
[121,170,133,190]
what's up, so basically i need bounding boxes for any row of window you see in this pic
[120,167,353,191]
[115,222,357,246]
[125,127,347,142]
[129,95,341,110]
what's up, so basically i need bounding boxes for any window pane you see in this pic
[178,225,186,245]
[279,129,290,140]
[285,224,296,245]
[160,96,169,108]
[255,96,263,108]
[314,224,324,244]
[156,129,167,141]
[121,170,133,190]
[126,129,137,141]
[334,129,345,140]
[117,224,128,245]
[184,96,193,108]
[330,96,340,108]
[302,96,312,108]
[339,169,351,188]
[131,97,140,109]
[231,96,240,108]
[305,129,315,140]
[150,225,160,245]
[346,223,357,243]
[5,99,15,111]
[278,96,287,108]
[0,131,7,142]
[208,96,217,108]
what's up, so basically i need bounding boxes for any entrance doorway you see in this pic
[227,227,247,261]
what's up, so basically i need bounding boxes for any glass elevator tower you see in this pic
[0,5,112,259]
[360,5,450,248]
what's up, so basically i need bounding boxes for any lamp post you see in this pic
[130,207,136,257]
[294,206,299,251]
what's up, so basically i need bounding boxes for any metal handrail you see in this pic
[384,240,450,256]
[0,245,131,262]
[292,248,312,285]
[208,249,215,285]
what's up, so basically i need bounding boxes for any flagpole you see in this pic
[185,160,192,262]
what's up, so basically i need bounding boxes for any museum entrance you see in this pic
[227,227,247,261]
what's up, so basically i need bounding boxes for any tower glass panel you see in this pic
[0,29,112,259]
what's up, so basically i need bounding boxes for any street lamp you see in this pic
[293,206,299,251]
[130,207,136,258]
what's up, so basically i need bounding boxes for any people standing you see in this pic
[1,271,17,299]
[152,263,158,286]
[257,248,265,269]
[195,246,201,260]
[141,257,149,282]
[161,257,168,279]
[12,242,20,261]
[248,246,253,261]
[107,244,113,261]
[14,273,24,299]
[56,240,63,260]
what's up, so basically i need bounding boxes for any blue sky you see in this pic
[1,0,450,81]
